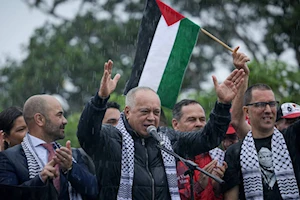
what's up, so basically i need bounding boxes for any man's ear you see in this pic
[172,119,178,130]
[124,106,130,120]
[34,113,45,126]
[243,106,249,117]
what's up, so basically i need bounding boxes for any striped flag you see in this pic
[124,0,200,109]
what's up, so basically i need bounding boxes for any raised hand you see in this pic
[98,60,121,98]
[39,159,59,183]
[232,46,250,75]
[213,69,245,104]
[54,140,73,172]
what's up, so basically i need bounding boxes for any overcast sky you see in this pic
[0,2,46,64]
[0,1,80,65]
[0,1,297,88]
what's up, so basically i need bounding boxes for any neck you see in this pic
[251,127,274,139]
[29,130,53,143]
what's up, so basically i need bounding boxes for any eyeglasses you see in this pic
[246,101,279,109]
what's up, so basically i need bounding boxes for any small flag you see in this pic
[124,0,200,109]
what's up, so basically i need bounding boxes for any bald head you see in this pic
[23,95,57,126]
[126,87,160,108]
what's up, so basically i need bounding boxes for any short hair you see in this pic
[0,106,23,134]
[107,101,120,110]
[125,86,158,107]
[172,99,202,121]
[23,95,50,125]
[243,83,272,106]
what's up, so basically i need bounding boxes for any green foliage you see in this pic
[59,112,81,147]
[248,60,300,103]
[0,12,138,111]
[59,94,126,148]
[184,89,218,119]
[1,0,300,116]
[182,60,300,117]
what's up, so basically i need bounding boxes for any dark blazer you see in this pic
[0,144,98,200]
[0,181,58,200]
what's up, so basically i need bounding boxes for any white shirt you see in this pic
[27,134,53,166]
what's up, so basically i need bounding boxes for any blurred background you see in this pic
[1,0,299,146]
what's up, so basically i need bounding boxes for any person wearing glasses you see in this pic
[222,48,300,200]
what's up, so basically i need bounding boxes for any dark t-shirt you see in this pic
[223,136,281,200]
[223,120,300,199]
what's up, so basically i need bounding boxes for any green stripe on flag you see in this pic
[157,18,200,109]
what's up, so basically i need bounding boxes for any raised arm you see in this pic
[230,46,251,139]
[77,60,120,155]
[172,69,245,156]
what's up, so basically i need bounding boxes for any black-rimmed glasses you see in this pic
[246,101,279,109]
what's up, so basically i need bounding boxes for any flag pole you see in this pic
[200,28,233,52]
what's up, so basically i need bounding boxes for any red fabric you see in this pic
[177,153,223,200]
[41,143,60,193]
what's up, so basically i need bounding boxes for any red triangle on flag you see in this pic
[156,0,185,26]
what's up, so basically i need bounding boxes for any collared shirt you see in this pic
[27,134,51,166]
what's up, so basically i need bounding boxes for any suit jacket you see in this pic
[0,180,58,200]
[0,144,98,200]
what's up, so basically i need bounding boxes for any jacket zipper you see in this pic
[141,138,155,200]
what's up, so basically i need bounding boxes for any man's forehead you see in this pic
[251,89,274,100]
[134,91,160,105]
[181,103,204,113]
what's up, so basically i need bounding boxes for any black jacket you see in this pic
[77,94,231,200]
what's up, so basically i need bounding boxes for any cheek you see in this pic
[10,132,25,142]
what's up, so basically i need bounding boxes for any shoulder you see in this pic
[0,145,25,168]
[225,141,242,162]
[2,144,23,157]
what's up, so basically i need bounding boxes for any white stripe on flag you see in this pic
[138,16,180,92]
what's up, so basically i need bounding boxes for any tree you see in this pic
[188,60,300,118]
[1,0,299,112]
[60,93,126,147]
[0,12,137,111]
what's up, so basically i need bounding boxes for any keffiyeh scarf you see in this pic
[116,113,180,200]
[21,133,80,199]
[240,128,299,200]
[209,147,225,166]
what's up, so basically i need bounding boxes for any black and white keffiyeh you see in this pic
[240,128,299,200]
[22,133,80,199]
[116,113,180,200]
[209,147,225,166]
[21,133,44,178]
[158,131,180,199]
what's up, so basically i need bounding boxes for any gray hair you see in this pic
[125,87,158,107]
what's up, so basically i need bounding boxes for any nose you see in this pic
[195,119,205,128]
[63,116,68,125]
[264,104,272,112]
[147,112,155,121]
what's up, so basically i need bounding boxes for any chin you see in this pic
[58,134,65,140]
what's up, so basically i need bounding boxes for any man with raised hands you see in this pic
[77,59,245,200]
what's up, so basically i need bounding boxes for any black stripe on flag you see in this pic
[124,0,161,95]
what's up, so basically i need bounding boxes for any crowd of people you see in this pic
[0,47,299,200]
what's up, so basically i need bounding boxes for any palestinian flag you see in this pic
[124,0,200,109]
